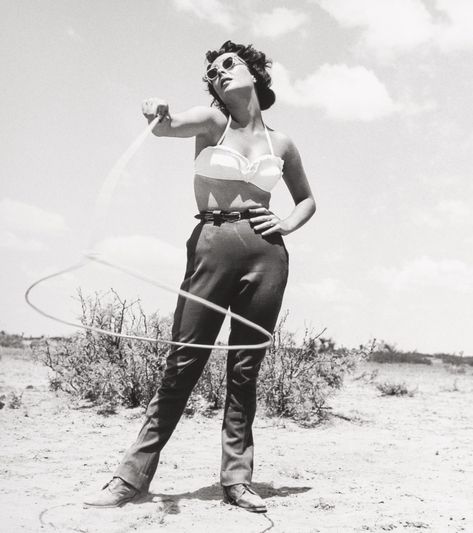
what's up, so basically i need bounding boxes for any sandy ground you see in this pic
[1,347,472,533]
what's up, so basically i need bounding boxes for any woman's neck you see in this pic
[224,93,264,131]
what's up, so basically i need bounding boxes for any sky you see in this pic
[1,0,472,354]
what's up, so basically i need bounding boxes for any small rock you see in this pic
[314,498,335,511]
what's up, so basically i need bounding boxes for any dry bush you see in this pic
[354,368,379,383]
[369,341,432,365]
[445,365,466,375]
[0,331,24,348]
[188,313,370,424]
[257,312,371,424]
[435,353,473,367]
[7,391,24,409]
[0,391,24,410]
[187,348,227,415]
[376,380,417,397]
[442,379,461,392]
[33,289,172,409]
[33,292,369,424]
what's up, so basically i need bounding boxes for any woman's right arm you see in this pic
[142,98,224,139]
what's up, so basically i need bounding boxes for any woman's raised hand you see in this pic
[249,207,291,236]
[142,98,170,124]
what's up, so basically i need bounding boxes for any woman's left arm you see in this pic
[250,136,316,236]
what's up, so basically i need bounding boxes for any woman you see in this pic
[84,40,315,513]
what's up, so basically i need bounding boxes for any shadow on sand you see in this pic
[134,482,312,514]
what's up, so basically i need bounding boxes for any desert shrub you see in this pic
[0,391,24,409]
[368,342,473,367]
[7,391,24,409]
[369,341,432,365]
[442,379,461,392]
[354,368,379,383]
[0,331,24,348]
[189,346,227,414]
[434,353,473,367]
[33,289,172,409]
[257,312,371,424]
[33,292,369,424]
[445,365,466,375]
[376,380,417,397]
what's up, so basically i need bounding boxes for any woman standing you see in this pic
[84,40,315,513]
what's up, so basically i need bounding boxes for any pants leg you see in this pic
[220,237,289,486]
[114,224,237,492]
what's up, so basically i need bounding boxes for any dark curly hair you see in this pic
[202,40,276,113]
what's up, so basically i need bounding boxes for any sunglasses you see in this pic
[204,55,248,83]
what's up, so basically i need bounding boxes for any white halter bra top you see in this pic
[194,115,284,193]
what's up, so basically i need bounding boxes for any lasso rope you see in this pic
[25,117,273,350]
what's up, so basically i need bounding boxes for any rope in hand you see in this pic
[25,116,273,350]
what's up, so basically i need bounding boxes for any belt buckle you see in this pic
[208,210,242,223]
[229,211,242,222]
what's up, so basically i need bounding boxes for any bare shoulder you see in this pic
[266,127,301,161]
[190,105,226,124]
[197,106,227,130]
[195,106,228,143]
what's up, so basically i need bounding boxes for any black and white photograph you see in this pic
[1,1,472,531]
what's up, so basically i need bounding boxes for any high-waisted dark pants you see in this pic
[114,219,289,491]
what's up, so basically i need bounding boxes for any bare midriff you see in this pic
[194,174,271,212]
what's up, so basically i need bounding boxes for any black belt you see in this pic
[195,210,253,222]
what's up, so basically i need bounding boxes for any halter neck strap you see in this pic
[217,115,274,155]
[216,115,232,145]
[262,119,274,156]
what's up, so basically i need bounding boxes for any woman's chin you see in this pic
[221,81,235,92]
[220,82,252,96]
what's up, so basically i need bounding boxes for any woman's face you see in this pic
[206,52,254,100]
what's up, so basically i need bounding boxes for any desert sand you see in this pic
[1,347,472,533]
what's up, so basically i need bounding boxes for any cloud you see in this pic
[0,231,45,252]
[296,278,363,304]
[84,235,188,307]
[434,0,473,52]
[317,0,434,57]
[315,0,473,56]
[22,262,78,288]
[65,27,83,43]
[173,2,308,38]
[286,242,315,255]
[412,199,472,228]
[251,7,309,38]
[437,199,471,220]
[373,256,473,292]
[272,62,399,121]
[95,235,185,271]
[173,0,236,31]
[0,198,68,236]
